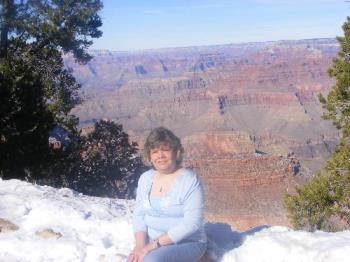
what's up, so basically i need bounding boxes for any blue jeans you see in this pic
[142,241,207,262]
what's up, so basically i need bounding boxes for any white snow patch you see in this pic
[0,178,350,262]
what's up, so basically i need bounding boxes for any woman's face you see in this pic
[150,144,177,174]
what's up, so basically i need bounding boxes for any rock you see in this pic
[186,155,302,230]
[35,229,62,239]
[0,218,19,233]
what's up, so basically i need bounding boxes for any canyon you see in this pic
[65,38,339,230]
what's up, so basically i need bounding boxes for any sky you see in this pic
[91,0,349,51]
[1,178,350,261]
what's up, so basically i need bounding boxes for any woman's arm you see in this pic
[132,175,148,234]
[130,232,172,262]
[129,233,171,262]
[167,173,204,243]
[129,174,149,261]
[128,231,148,262]
[134,231,147,248]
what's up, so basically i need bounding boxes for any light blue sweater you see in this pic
[132,168,207,244]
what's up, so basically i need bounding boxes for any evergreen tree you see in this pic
[285,17,350,231]
[0,0,103,179]
[0,59,54,179]
[68,120,146,198]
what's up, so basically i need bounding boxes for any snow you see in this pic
[221,227,350,262]
[0,178,350,262]
[0,179,133,262]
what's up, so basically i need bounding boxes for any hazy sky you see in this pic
[91,0,349,51]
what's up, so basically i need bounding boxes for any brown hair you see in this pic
[143,127,184,166]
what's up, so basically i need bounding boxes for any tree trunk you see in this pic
[0,0,13,61]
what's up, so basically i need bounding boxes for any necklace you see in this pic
[154,168,181,194]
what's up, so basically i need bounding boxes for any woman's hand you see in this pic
[128,242,156,262]
[128,246,145,262]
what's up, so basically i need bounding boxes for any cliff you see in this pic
[67,38,339,229]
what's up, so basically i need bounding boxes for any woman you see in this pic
[128,127,207,262]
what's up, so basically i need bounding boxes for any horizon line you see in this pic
[88,37,338,54]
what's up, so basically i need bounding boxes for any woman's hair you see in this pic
[143,127,184,166]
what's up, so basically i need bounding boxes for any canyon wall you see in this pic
[66,38,339,229]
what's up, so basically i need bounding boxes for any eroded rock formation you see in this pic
[67,38,339,229]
